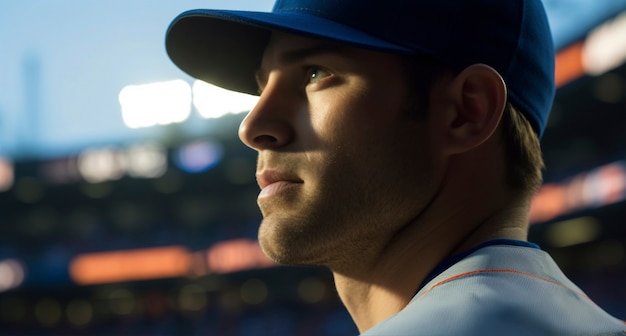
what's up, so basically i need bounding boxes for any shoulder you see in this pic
[363,275,556,335]
[361,245,625,336]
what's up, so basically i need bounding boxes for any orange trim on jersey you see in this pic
[419,269,590,301]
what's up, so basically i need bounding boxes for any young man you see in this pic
[166,0,626,334]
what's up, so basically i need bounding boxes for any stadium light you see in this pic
[125,143,167,178]
[77,147,125,183]
[0,259,25,292]
[555,12,626,87]
[0,157,14,192]
[192,80,259,119]
[529,161,626,224]
[68,240,275,285]
[583,11,626,75]
[77,143,168,183]
[119,80,192,129]
[175,140,223,174]
[69,246,191,285]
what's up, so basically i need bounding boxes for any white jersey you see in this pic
[362,241,625,335]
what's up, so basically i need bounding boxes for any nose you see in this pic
[238,82,295,151]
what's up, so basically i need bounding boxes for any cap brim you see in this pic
[166,9,413,95]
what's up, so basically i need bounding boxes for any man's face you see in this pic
[238,32,444,268]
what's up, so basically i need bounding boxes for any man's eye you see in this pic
[307,67,331,84]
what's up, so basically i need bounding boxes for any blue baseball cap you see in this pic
[166,0,555,137]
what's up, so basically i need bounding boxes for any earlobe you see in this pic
[443,64,507,154]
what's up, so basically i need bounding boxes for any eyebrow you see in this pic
[255,44,348,91]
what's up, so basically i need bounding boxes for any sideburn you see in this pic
[401,55,457,120]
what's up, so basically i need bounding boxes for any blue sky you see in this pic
[0,0,273,159]
[0,0,624,160]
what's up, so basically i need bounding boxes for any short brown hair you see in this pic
[500,103,545,196]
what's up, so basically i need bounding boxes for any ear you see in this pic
[440,64,507,155]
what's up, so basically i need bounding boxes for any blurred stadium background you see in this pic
[0,0,625,335]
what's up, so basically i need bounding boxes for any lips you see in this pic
[256,170,302,190]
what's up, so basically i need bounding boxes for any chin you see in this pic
[258,230,330,267]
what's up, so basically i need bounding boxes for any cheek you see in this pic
[304,76,421,176]
[310,86,402,142]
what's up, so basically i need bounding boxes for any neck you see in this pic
[331,188,531,333]
[329,138,535,333]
